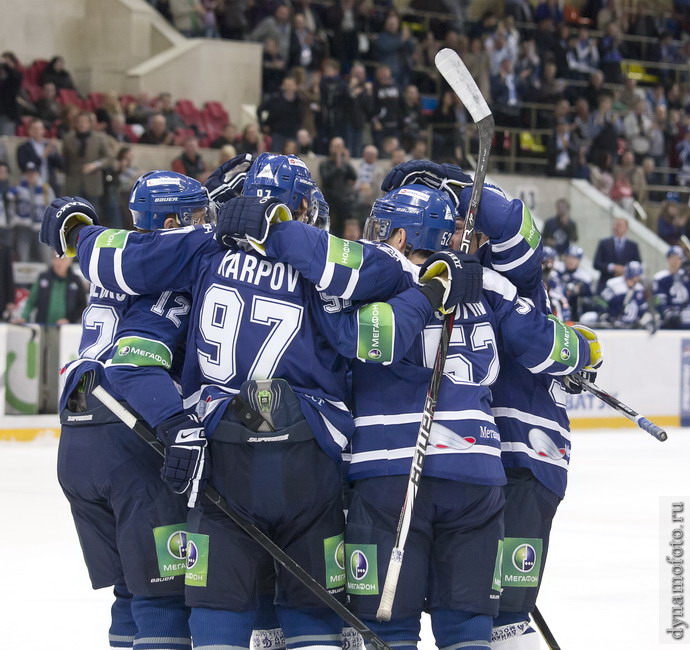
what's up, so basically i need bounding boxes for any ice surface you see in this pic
[2,428,689,649]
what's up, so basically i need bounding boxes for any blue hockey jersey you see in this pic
[72,223,434,462]
[653,268,690,327]
[600,276,648,327]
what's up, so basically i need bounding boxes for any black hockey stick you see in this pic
[376,48,494,622]
[532,606,561,650]
[91,385,393,650]
[571,374,668,441]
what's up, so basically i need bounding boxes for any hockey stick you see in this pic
[91,385,393,650]
[375,49,494,622]
[532,607,561,650]
[571,375,668,441]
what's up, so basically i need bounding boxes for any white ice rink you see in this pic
[2,427,689,650]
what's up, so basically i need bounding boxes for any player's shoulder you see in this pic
[482,266,517,301]
[605,275,627,294]
[653,269,671,282]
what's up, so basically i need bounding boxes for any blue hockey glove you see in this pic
[157,413,209,508]
[381,161,473,209]
[418,251,484,314]
[563,370,598,395]
[215,195,291,253]
[204,153,254,209]
[39,196,99,258]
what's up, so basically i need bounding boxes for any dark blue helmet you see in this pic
[565,245,584,259]
[364,184,455,252]
[129,170,212,230]
[243,153,318,222]
[625,260,643,279]
[542,246,557,263]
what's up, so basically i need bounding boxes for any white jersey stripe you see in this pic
[500,441,569,469]
[490,231,523,253]
[491,245,537,272]
[88,243,101,289]
[491,406,571,440]
[113,239,137,295]
[354,409,495,427]
[316,261,335,293]
[341,268,360,301]
[350,443,501,465]
[320,412,348,449]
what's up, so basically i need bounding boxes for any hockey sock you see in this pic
[360,614,420,650]
[252,594,286,650]
[109,583,137,648]
[490,611,539,650]
[189,606,255,649]
[431,608,492,650]
[130,595,191,649]
[276,605,342,650]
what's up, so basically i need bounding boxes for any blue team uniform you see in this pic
[559,266,594,321]
[653,268,690,328]
[600,276,648,327]
[58,282,193,650]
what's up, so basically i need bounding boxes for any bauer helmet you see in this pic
[243,153,319,223]
[129,170,213,230]
[364,184,455,253]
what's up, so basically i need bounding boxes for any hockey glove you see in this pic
[215,195,292,253]
[563,324,602,394]
[204,153,254,209]
[40,196,99,258]
[418,251,483,314]
[157,413,209,508]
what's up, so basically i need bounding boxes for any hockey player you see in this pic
[542,246,571,322]
[653,246,690,329]
[558,246,594,322]
[212,182,602,650]
[53,170,213,650]
[40,157,482,650]
[599,260,649,328]
[378,161,603,649]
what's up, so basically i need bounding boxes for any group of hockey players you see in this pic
[39,151,604,650]
[542,240,690,331]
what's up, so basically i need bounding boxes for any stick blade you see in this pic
[434,48,491,123]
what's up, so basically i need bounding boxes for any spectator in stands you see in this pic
[430,90,461,160]
[258,76,302,153]
[217,0,248,40]
[251,3,292,61]
[125,92,156,127]
[677,130,690,187]
[0,52,22,136]
[62,111,113,209]
[342,218,362,242]
[514,39,541,102]
[262,37,287,97]
[629,1,660,59]
[372,12,415,87]
[0,238,14,322]
[319,136,357,236]
[108,113,133,144]
[218,144,238,163]
[598,21,626,83]
[593,217,642,292]
[588,92,620,163]
[316,58,347,153]
[344,62,374,160]
[170,0,202,36]
[8,162,55,264]
[616,150,646,202]
[39,56,78,93]
[0,162,11,248]
[653,246,690,329]
[485,29,516,77]
[15,256,86,325]
[390,147,407,167]
[296,128,315,158]
[462,36,490,101]
[200,0,220,38]
[505,0,533,22]
[560,245,594,321]
[116,146,139,228]
[620,77,645,110]
[534,0,563,23]
[211,123,237,149]
[354,144,385,219]
[16,118,63,195]
[236,123,266,155]
[34,82,60,128]
[172,136,206,181]
[599,260,649,329]
[589,150,615,195]
[399,85,427,152]
[571,97,593,152]
[610,168,635,214]
[547,118,578,177]
[325,0,364,71]
[583,70,605,111]
[139,113,174,145]
[490,58,524,128]
[543,198,578,254]
[158,92,187,132]
[371,64,401,149]
[623,98,653,163]
[657,199,687,246]
[566,28,600,81]
[289,12,321,70]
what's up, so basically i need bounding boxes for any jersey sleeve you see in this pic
[264,221,413,300]
[482,268,590,376]
[104,291,191,427]
[75,224,219,295]
[310,286,435,365]
[459,185,543,297]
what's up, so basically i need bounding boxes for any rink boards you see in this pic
[0,324,685,440]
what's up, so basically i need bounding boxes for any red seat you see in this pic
[203,100,228,127]
[24,84,42,103]
[26,59,49,87]
[123,124,140,143]
[57,88,83,109]
[173,127,196,146]
[175,99,200,123]
[118,94,136,111]
[87,92,104,110]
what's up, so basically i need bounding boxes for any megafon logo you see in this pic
[429,423,476,450]
[350,550,368,580]
[335,541,345,571]
[167,530,187,560]
[528,428,566,460]
[512,543,537,573]
[186,540,199,569]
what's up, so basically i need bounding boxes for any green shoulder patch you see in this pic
[519,205,541,250]
[112,336,172,370]
[327,235,363,270]
[357,302,394,363]
[95,229,129,249]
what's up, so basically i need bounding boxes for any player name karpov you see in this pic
[217,251,300,293]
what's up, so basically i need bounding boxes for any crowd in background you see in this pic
[1,0,690,327]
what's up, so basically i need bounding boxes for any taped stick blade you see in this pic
[434,48,491,123]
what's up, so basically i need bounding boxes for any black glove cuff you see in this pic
[417,278,446,310]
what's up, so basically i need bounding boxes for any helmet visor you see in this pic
[363,217,392,242]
